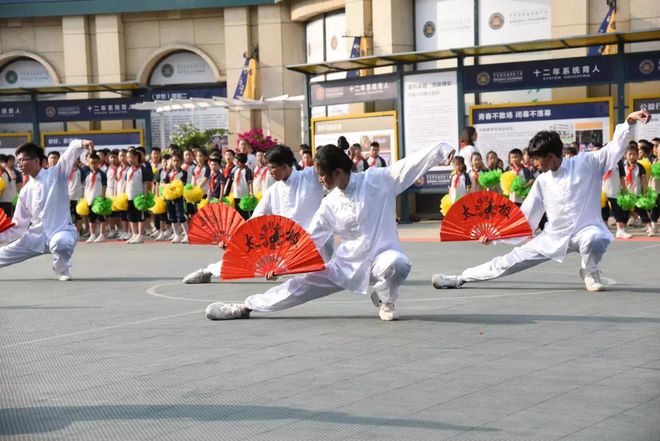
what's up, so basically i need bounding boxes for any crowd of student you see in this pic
[445,127,660,237]
[0,137,391,246]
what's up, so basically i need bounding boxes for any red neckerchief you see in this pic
[182,163,190,172]
[117,165,127,180]
[109,165,118,181]
[234,168,242,186]
[512,165,522,175]
[452,174,460,188]
[368,157,378,167]
[68,167,77,182]
[169,169,179,182]
[256,165,268,180]
[224,164,234,179]
[625,163,635,187]
[209,173,216,195]
[89,170,97,189]
[194,165,204,181]
[127,165,140,182]
[473,170,479,187]
[602,170,613,181]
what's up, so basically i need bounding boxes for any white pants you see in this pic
[206,238,335,278]
[461,226,610,283]
[244,249,412,313]
[0,230,77,276]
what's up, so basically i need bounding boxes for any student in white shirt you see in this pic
[205,141,455,321]
[458,126,480,172]
[366,142,387,168]
[448,156,471,202]
[506,148,535,205]
[253,151,276,194]
[432,110,651,293]
[0,139,94,281]
[66,158,84,233]
[0,154,23,218]
[124,149,152,244]
[225,153,254,219]
[83,153,108,243]
[238,139,257,171]
[188,149,211,216]
[184,145,328,284]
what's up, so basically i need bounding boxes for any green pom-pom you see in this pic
[617,192,637,211]
[221,196,233,206]
[510,176,531,199]
[209,198,220,204]
[478,170,502,188]
[635,189,658,211]
[238,195,259,211]
[134,193,155,211]
[184,183,194,191]
[91,196,113,216]
[651,162,660,178]
[12,195,18,208]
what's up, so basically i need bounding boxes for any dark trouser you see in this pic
[234,197,250,220]
[166,197,186,223]
[0,201,13,218]
[602,197,629,223]
[185,202,197,217]
[651,195,660,223]
[635,206,652,224]
[127,200,145,223]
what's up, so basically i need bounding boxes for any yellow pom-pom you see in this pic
[225,193,235,207]
[76,199,90,216]
[197,198,209,210]
[440,194,453,216]
[161,183,182,201]
[638,158,652,177]
[152,166,158,176]
[255,191,263,201]
[112,193,129,211]
[184,185,205,203]
[0,176,5,197]
[601,192,608,208]
[169,179,184,199]
[150,196,167,214]
[500,170,517,196]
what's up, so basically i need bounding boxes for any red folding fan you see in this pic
[440,191,532,242]
[221,214,325,280]
[0,209,15,234]
[188,203,246,245]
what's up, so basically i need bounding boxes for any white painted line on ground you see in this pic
[0,309,202,349]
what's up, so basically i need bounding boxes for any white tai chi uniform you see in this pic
[459,122,632,283]
[244,143,454,313]
[0,140,85,277]
[205,166,327,277]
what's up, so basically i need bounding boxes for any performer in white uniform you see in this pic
[432,110,651,293]
[0,139,94,281]
[205,141,455,321]
[182,145,327,283]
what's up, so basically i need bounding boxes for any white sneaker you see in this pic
[150,229,160,238]
[171,235,182,244]
[431,273,463,289]
[615,229,633,239]
[378,303,398,321]
[58,272,73,282]
[646,225,655,237]
[93,234,106,243]
[205,302,250,320]
[120,232,131,240]
[132,235,144,244]
[181,235,189,244]
[85,234,97,243]
[155,231,167,241]
[579,268,604,292]
[183,269,213,284]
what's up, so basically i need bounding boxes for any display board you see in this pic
[630,95,660,141]
[312,111,398,165]
[470,98,613,161]
[143,106,229,149]
[42,129,144,154]
[0,132,32,153]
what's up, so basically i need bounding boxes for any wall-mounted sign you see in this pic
[630,95,660,141]
[0,58,54,88]
[42,129,144,152]
[310,76,398,107]
[149,51,216,86]
[37,98,149,122]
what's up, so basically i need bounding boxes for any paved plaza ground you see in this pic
[1,223,659,440]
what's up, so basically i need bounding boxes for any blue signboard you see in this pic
[37,98,149,122]
[43,131,143,150]
[625,51,660,82]
[0,101,34,123]
[463,55,616,93]
[149,86,227,101]
[472,100,610,125]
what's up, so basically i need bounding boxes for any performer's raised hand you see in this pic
[265,271,278,281]
[82,139,95,154]
[626,110,651,125]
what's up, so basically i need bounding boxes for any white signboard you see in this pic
[149,52,216,86]
[140,106,229,148]
[324,12,348,82]
[403,70,459,155]
[479,0,551,45]
[631,96,660,142]
[415,0,474,51]
[0,59,53,88]
[471,99,612,163]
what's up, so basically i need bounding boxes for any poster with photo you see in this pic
[312,112,398,164]
[631,96,660,142]
[470,98,612,162]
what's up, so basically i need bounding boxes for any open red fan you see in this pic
[0,209,15,234]
[188,203,246,245]
[221,215,325,280]
[440,191,532,242]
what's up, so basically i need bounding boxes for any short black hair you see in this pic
[299,143,310,150]
[225,149,235,156]
[508,148,524,157]
[48,151,60,158]
[265,144,295,167]
[563,146,578,156]
[0,154,7,162]
[626,144,639,154]
[162,153,172,160]
[152,147,161,153]
[315,144,353,175]
[15,142,45,162]
[351,143,361,150]
[370,141,380,149]
[235,153,248,164]
[592,143,603,150]
[110,149,119,156]
[527,131,563,158]
[301,149,312,156]
[88,153,100,161]
[196,149,208,158]
[136,146,146,154]
[209,156,221,165]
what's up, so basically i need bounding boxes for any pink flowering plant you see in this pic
[237,128,278,152]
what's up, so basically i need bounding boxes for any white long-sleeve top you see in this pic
[514,122,632,261]
[252,166,323,232]
[0,140,83,251]
[307,143,454,294]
